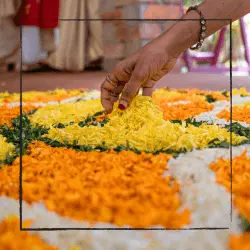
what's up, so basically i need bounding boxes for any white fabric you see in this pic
[22,26,53,65]
[22,26,42,65]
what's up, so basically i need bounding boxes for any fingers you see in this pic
[101,75,118,113]
[101,58,136,113]
[119,66,146,109]
[101,81,127,113]
[142,87,153,96]
[141,79,156,97]
[101,53,154,112]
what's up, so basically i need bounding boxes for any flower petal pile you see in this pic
[0,141,190,228]
[0,135,15,163]
[0,89,87,104]
[209,150,250,249]
[34,96,245,152]
[0,216,58,250]
[152,88,218,120]
[232,88,250,97]
[217,101,250,124]
[0,87,250,250]
[210,150,250,221]
[230,233,250,250]
[0,104,36,126]
[30,99,103,126]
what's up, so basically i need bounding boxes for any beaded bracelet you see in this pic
[186,5,207,50]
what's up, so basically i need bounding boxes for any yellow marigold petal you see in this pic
[44,96,245,152]
[232,88,250,96]
[30,99,103,127]
[0,135,15,162]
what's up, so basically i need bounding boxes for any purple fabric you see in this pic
[179,3,250,73]
[239,17,250,70]
[211,27,227,66]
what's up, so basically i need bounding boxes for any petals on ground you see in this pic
[0,216,58,250]
[0,141,190,228]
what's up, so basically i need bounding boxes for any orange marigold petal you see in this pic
[0,141,190,228]
[0,216,58,250]
[209,150,250,221]
[230,232,250,250]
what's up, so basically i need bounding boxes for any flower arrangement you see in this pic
[217,101,250,124]
[0,216,57,250]
[0,87,249,249]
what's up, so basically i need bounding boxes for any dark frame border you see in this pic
[19,18,233,231]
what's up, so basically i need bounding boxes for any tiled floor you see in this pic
[0,71,249,93]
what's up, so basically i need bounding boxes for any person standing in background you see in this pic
[43,0,103,72]
[0,0,21,72]
[15,0,59,71]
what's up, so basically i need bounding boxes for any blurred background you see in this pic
[0,0,249,93]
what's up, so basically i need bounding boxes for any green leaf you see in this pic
[240,216,250,231]
[185,118,203,127]
[78,121,87,127]
[171,119,209,127]
[171,120,182,124]
[221,90,229,97]
[205,94,217,103]
[0,114,49,165]
[54,123,65,128]
[208,139,229,148]
[93,111,105,117]
[225,122,250,139]
[78,114,110,128]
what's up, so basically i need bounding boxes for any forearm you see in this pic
[159,0,250,57]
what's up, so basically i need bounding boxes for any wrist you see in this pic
[160,10,202,57]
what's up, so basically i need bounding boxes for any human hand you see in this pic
[101,0,250,114]
[101,37,180,113]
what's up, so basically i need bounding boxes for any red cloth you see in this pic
[19,0,59,28]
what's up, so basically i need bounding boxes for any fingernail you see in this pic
[118,104,126,110]
[118,100,128,110]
